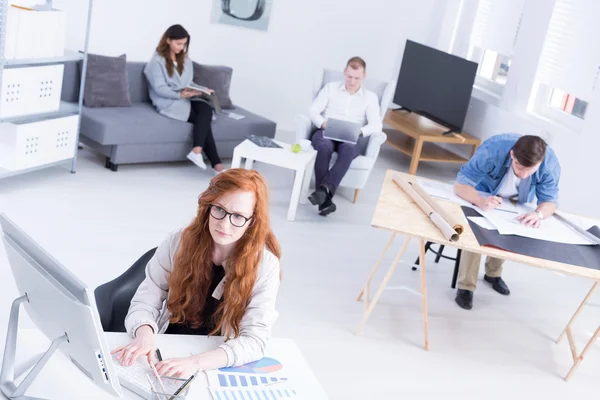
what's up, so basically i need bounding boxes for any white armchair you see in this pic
[295,69,395,203]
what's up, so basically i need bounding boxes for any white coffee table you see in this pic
[231,139,317,221]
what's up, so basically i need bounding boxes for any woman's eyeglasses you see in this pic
[209,205,252,227]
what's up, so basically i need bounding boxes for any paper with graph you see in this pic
[207,357,300,399]
[209,386,299,399]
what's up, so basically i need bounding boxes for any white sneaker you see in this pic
[213,168,227,176]
[186,151,207,170]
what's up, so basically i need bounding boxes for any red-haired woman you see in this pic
[111,169,281,377]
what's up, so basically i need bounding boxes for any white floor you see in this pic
[0,135,599,399]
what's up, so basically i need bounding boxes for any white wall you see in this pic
[51,0,436,131]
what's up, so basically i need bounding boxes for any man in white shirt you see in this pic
[307,57,382,216]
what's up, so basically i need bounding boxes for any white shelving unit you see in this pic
[0,0,93,180]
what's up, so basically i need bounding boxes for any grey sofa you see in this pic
[61,61,276,171]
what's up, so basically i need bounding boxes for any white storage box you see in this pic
[46,115,79,163]
[0,64,64,118]
[0,115,79,171]
[4,6,66,60]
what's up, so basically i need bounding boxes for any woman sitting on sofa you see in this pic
[144,24,224,173]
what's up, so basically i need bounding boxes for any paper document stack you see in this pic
[5,6,66,60]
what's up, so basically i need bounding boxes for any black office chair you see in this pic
[94,248,157,332]
[413,242,462,288]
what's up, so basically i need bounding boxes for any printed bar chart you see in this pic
[210,387,299,400]
[213,372,289,388]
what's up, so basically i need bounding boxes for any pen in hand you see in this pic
[168,373,197,400]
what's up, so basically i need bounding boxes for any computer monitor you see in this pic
[0,213,123,399]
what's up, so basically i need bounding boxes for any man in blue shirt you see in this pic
[454,134,561,310]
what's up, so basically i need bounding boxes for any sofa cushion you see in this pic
[62,59,150,105]
[126,62,150,103]
[84,54,132,107]
[80,104,276,146]
[81,103,192,145]
[192,63,234,109]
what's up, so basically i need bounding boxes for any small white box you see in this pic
[0,115,79,171]
[29,64,65,114]
[0,64,64,118]
[0,68,27,118]
[0,120,46,170]
[46,115,79,163]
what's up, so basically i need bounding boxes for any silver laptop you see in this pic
[323,118,362,144]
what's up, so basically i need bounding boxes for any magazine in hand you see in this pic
[186,83,222,113]
[186,82,212,94]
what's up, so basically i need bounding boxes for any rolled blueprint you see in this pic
[430,212,460,242]
[393,174,460,242]
[409,180,465,234]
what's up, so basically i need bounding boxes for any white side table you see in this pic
[231,140,317,221]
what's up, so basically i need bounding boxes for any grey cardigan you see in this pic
[144,53,193,122]
[124,229,281,367]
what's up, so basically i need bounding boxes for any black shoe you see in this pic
[308,186,328,206]
[484,275,510,295]
[318,197,337,216]
[455,289,473,310]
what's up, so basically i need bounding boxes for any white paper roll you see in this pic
[430,212,460,242]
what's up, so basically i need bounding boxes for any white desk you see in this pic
[231,140,316,221]
[0,330,329,400]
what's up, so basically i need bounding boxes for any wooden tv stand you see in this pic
[383,110,481,175]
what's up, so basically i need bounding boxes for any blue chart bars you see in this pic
[210,387,299,400]
[208,358,298,399]
[216,373,289,388]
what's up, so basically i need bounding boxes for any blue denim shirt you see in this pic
[456,133,560,205]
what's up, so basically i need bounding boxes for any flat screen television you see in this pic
[393,40,478,133]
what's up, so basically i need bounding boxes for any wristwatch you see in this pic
[536,210,544,220]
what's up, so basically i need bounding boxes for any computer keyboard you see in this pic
[111,355,153,399]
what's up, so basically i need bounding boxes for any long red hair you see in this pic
[167,169,281,338]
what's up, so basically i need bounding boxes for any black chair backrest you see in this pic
[94,248,157,332]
